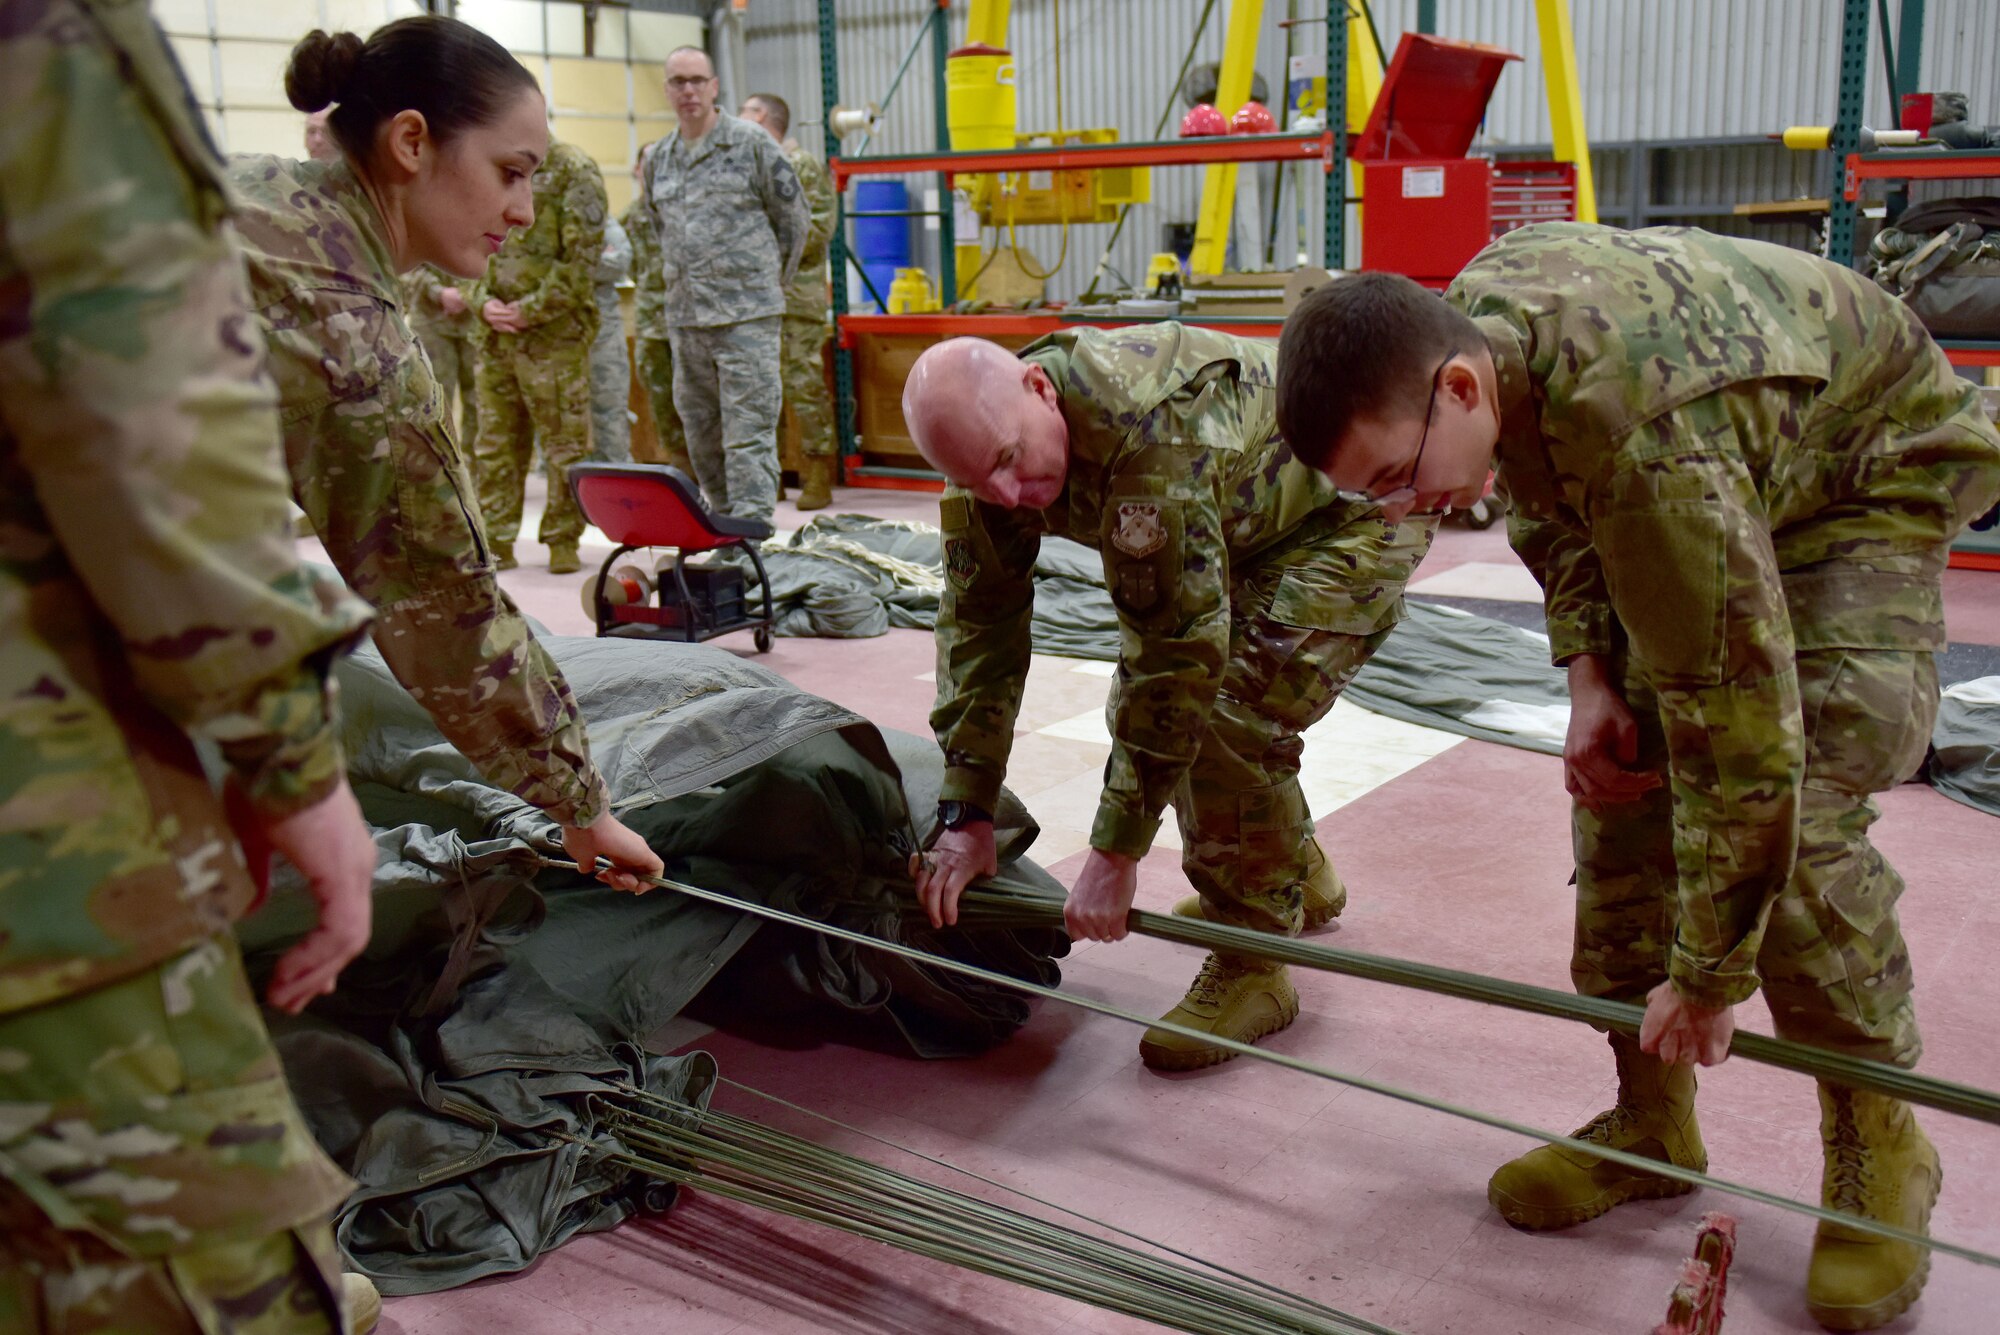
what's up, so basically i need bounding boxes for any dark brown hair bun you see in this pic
[281,17,537,161]
[285,29,364,114]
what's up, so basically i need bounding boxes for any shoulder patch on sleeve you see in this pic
[939,493,973,530]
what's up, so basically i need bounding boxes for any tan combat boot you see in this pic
[1172,846,1347,932]
[548,543,581,575]
[1806,1084,1940,1331]
[1488,1033,1706,1229]
[796,456,835,511]
[491,539,518,571]
[339,1272,381,1334]
[1139,952,1299,1071]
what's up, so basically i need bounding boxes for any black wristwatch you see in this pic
[937,800,992,831]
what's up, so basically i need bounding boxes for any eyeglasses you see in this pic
[1332,353,1453,509]
[666,75,715,90]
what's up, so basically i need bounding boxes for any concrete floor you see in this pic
[360,476,2000,1335]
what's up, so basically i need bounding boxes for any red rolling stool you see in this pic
[568,463,776,652]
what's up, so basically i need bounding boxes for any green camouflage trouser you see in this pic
[587,288,631,463]
[0,938,354,1333]
[1177,514,1437,938]
[413,324,478,460]
[1572,635,1936,1068]
[779,315,835,459]
[669,317,782,528]
[634,335,690,473]
[474,322,593,547]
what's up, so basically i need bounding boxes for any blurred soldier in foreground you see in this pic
[2,2,383,1328]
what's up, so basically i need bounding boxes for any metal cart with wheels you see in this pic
[568,463,777,653]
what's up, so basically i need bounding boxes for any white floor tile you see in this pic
[1406,560,1545,603]
[1037,708,1113,745]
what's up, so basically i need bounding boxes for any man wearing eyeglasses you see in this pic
[644,46,808,531]
[903,327,1437,1071]
[1275,225,2000,1332]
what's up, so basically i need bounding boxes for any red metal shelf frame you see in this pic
[837,313,1288,340]
[1843,150,2000,200]
[831,131,1335,186]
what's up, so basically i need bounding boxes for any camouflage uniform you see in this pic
[399,264,480,455]
[230,154,610,827]
[779,141,837,459]
[621,190,689,471]
[646,112,808,526]
[934,326,1437,934]
[1450,223,2000,1064]
[468,141,606,549]
[1,2,369,1328]
[587,214,633,462]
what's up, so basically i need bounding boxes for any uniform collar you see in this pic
[678,111,733,159]
[303,155,400,291]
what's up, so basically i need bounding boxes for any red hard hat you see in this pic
[1230,100,1278,135]
[1180,103,1228,137]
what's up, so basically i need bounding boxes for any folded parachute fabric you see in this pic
[236,635,1068,1292]
[1930,675,2000,818]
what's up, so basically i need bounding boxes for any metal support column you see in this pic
[1533,0,1597,224]
[1415,0,1436,35]
[819,0,858,461]
[1894,0,1925,103]
[931,0,958,303]
[1827,0,1871,265]
[1324,0,1345,268]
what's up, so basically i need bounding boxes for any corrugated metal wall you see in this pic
[739,1,2000,301]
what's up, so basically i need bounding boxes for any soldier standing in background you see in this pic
[648,46,807,531]
[623,142,690,472]
[304,105,337,161]
[588,212,633,462]
[471,136,606,573]
[401,264,481,455]
[741,92,839,510]
[2,2,384,1329]
[1277,228,2000,1332]
[904,328,1437,1072]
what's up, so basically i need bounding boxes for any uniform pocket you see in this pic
[1267,565,1401,637]
[1597,504,1729,683]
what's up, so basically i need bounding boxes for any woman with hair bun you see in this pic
[230,16,663,892]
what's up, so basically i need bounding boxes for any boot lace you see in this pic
[1187,956,1243,1007]
[1825,1091,1868,1213]
[1575,1105,1640,1146]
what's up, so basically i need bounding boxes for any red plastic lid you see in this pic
[1350,32,1522,161]
[949,42,1012,59]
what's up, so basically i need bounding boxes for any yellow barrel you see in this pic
[946,44,1017,152]
[887,268,941,315]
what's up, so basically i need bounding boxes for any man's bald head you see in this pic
[904,337,1070,511]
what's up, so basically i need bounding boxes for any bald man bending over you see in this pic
[908,326,1438,1069]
